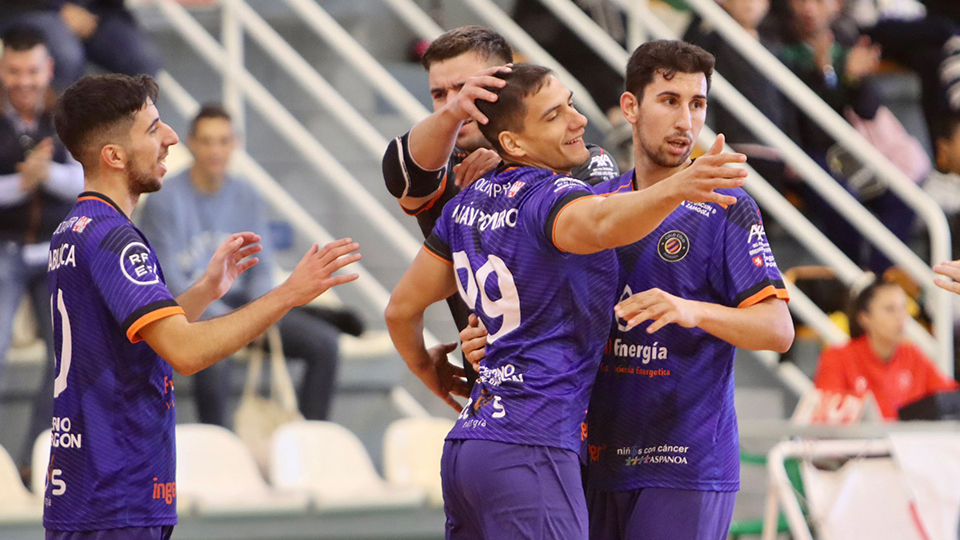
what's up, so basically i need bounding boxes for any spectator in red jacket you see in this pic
[814,279,958,419]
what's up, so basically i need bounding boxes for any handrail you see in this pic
[154,0,422,260]
[628,0,954,369]
[281,0,430,125]
[535,0,949,369]
[157,70,431,419]
[380,0,444,41]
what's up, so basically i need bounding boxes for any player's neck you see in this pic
[190,165,226,194]
[867,334,897,363]
[632,155,689,191]
[83,173,138,218]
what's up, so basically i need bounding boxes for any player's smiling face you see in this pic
[628,71,707,170]
[499,76,589,173]
[428,51,499,152]
[125,99,179,195]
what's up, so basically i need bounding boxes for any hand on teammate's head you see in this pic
[666,134,746,207]
[281,238,361,307]
[446,64,513,126]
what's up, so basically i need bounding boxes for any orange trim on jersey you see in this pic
[423,246,454,266]
[403,172,449,217]
[599,183,633,197]
[738,286,790,309]
[126,306,185,343]
[77,195,119,211]
[551,194,600,253]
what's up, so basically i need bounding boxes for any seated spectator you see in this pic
[814,279,958,420]
[925,114,960,257]
[0,26,84,468]
[138,105,345,425]
[782,0,914,274]
[0,1,161,91]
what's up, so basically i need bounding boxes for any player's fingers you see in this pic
[316,242,361,268]
[235,257,259,274]
[461,99,490,125]
[322,272,360,290]
[314,238,352,260]
[468,313,480,328]
[934,278,960,295]
[298,243,320,265]
[321,252,363,277]
[703,191,739,206]
[465,347,486,365]
[437,342,458,355]
[933,262,960,282]
[646,312,676,334]
[233,243,263,261]
[626,303,670,329]
[442,393,462,412]
[467,76,510,93]
[707,133,725,155]
[451,380,472,398]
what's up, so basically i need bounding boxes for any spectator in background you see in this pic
[782,0,913,274]
[139,105,346,425]
[924,114,960,258]
[0,27,84,467]
[814,279,958,420]
[0,1,161,91]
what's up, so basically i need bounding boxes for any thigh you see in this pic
[440,440,484,540]
[0,248,28,358]
[278,308,340,362]
[626,488,737,540]
[586,487,642,540]
[456,440,588,540]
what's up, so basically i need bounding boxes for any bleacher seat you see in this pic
[0,442,41,523]
[175,424,310,517]
[30,430,49,497]
[382,417,453,507]
[270,421,425,512]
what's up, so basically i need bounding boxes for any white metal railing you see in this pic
[625,0,953,371]
[157,70,431,418]
[535,0,951,372]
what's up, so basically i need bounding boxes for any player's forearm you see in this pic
[385,303,433,375]
[695,299,794,353]
[408,108,463,171]
[175,277,219,322]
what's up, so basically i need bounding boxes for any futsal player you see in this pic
[381,26,620,387]
[44,74,360,539]
[385,63,748,539]
[460,42,795,540]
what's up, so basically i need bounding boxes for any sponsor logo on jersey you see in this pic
[50,417,82,449]
[450,204,519,232]
[605,338,669,364]
[748,223,766,244]
[472,177,511,198]
[478,363,524,386]
[553,177,589,193]
[152,477,177,505]
[753,255,764,267]
[120,242,160,285]
[54,217,79,235]
[72,216,92,233]
[48,243,76,271]
[507,180,525,198]
[657,230,689,262]
[681,201,717,217]
[620,444,690,466]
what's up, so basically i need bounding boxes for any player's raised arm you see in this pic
[385,248,470,411]
[139,239,360,375]
[554,136,747,255]
[175,231,263,321]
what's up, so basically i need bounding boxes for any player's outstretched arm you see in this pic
[554,135,747,255]
[385,248,470,411]
[140,239,361,375]
[176,232,263,322]
[617,292,794,353]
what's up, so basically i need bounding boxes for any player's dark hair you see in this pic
[476,63,554,155]
[54,74,159,169]
[625,40,715,101]
[1,26,47,52]
[421,25,513,70]
[849,278,901,339]
[189,104,232,136]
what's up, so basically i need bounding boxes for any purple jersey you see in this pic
[44,192,183,531]
[585,172,789,492]
[425,166,618,454]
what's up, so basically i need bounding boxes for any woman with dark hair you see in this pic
[814,279,957,419]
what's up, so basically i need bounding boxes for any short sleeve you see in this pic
[423,196,455,264]
[712,194,789,308]
[571,144,621,185]
[86,220,184,343]
[519,175,596,253]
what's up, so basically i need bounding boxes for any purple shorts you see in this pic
[46,527,174,540]
[441,439,588,540]
[587,487,736,540]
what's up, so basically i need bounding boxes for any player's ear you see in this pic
[500,131,525,159]
[620,91,639,126]
[100,143,127,171]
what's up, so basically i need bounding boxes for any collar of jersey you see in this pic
[77,191,129,220]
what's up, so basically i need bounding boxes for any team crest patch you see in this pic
[508,181,525,198]
[72,216,92,233]
[657,230,689,262]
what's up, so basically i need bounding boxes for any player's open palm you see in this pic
[282,238,361,307]
[202,232,263,300]
[615,288,702,334]
[667,134,746,206]
[448,64,512,125]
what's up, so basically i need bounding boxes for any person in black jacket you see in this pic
[0,27,84,466]
[0,1,161,90]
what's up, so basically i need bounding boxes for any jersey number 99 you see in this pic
[452,252,521,343]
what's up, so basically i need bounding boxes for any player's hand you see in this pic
[61,3,99,40]
[453,148,501,188]
[460,314,488,373]
[280,238,361,307]
[934,260,960,295]
[200,232,262,300]
[614,288,703,334]
[16,138,53,192]
[417,342,470,412]
[664,134,745,206]
[443,64,512,126]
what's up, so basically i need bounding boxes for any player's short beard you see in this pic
[635,118,692,169]
[126,153,161,195]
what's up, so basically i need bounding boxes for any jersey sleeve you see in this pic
[571,144,621,185]
[423,195,455,265]
[519,175,597,253]
[86,220,184,343]
[711,194,790,308]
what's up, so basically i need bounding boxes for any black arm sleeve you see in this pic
[381,131,450,198]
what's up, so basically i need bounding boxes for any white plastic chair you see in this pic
[383,417,453,507]
[0,442,42,523]
[30,430,50,497]
[175,424,309,517]
[270,421,425,512]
